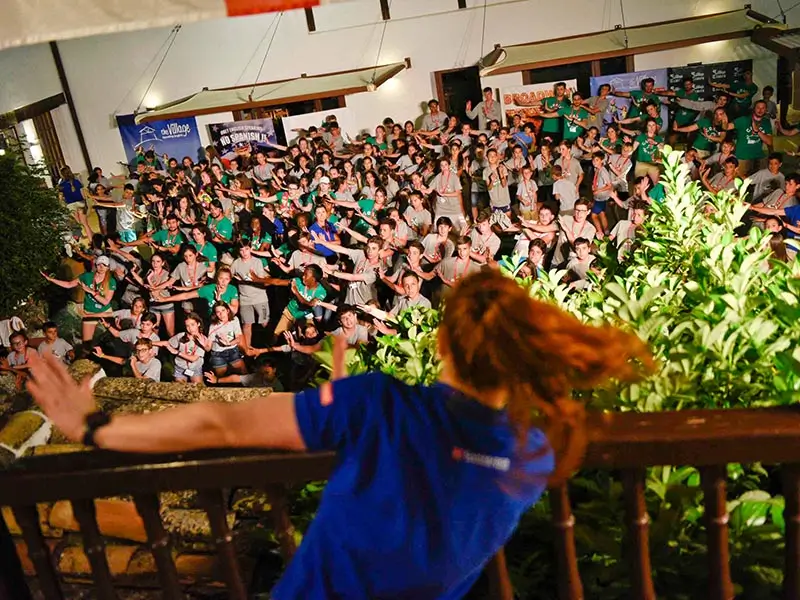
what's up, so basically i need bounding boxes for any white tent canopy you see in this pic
[0,0,345,50]
[135,61,409,123]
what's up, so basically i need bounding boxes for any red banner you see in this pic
[226,0,319,16]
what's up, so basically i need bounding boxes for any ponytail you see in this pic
[441,270,653,486]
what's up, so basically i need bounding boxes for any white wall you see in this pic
[0,0,794,172]
[0,43,60,114]
[51,104,85,173]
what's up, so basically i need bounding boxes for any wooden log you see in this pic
[47,500,232,545]
[50,499,147,543]
[3,505,63,538]
[14,538,61,575]
[127,548,219,581]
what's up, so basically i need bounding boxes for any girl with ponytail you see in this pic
[27,269,651,599]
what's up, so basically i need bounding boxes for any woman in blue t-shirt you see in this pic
[26,270,651,600]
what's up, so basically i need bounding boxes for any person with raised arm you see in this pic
[26,269,651,600]
[42,256,116,343]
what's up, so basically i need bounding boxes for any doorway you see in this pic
[434,66,482,126]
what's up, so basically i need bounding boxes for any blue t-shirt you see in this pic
[59,178,84,204]
[273,372,553,600]
[785,205,800,226]
[309,221,338,257]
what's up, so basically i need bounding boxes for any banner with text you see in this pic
[116,114,202,166]
[500,80,578,126]
[667,59,752,98]
[208,118,277,164]
[590,69,669,134]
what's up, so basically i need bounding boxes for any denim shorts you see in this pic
[591,200,607,215]
[209,347,242,367]
[150,302,175,314]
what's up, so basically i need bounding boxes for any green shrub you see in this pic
[0,154,69,316]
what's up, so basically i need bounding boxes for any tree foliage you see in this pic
[0,154,69,316]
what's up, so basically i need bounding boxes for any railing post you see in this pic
[266,484,297,561]
[783,464,800,600]
[0,508,31,600]
[550,484,583,600]
[700,466,734,600]
[486,548,514,600]
[133,494,183,600]
[199,489,247,600]
[11,505,63,600]
[621,468,656,600]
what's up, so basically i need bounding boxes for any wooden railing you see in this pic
[2,406,800,600]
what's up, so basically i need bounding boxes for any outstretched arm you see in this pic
[27,352,308,453]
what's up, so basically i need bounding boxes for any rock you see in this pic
[0,411,51,466]
[230,489,272,517]
[57,542,138,577]
[92,378,272,406]
[15,298,49,332]
[159,508,235,542]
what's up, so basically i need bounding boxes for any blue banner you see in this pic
[589,69,669,135]
[208,118,277,164]
[116,114,202,166]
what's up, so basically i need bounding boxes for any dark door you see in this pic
[437,66,482,126]
[527,62,594,96]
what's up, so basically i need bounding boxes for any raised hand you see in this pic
[27,353,96,442]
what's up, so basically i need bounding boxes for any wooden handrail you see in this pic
[3,405,800,600]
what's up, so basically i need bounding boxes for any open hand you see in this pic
[27,353,96,442]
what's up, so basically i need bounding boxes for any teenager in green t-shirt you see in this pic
[672,107,729,158]
[612,77,659,119]
[711,70,758,117]
[207,200,234,243]
[273,264,327,338]
[539,92,589,142]
[731,101,773,174]
[616,102,664,137]
[150,214,186,256]
[42,256,117,342]
[190,224,219,276]
[161,266,239,316]
[632,119,664,184]
[537,82,571,142]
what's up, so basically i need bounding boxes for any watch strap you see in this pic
[82,410,112,447]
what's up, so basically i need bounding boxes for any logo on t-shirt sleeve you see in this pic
[452,446,510,472]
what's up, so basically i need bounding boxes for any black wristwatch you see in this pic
[82,410,112,447]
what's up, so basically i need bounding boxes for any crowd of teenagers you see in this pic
[8,69,799,390]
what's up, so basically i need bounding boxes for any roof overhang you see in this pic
[479,7,784,76]
[0,0,353,50]
[135,59,411,123]
[752,26,800,62]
